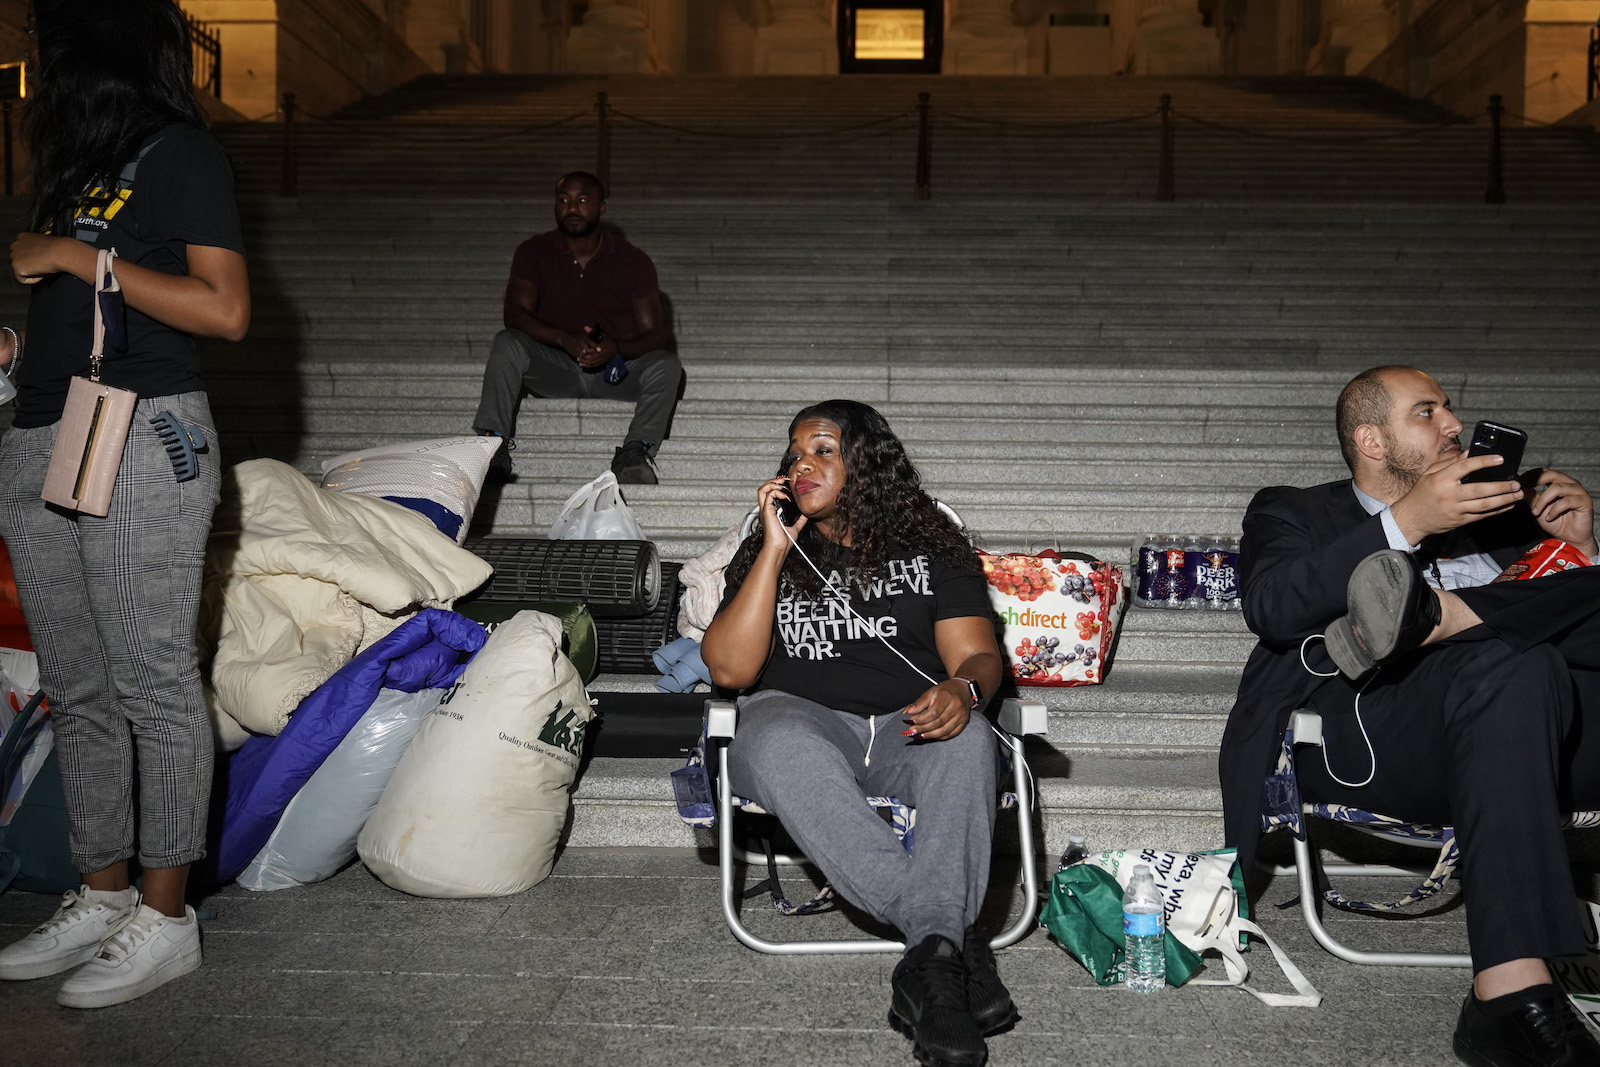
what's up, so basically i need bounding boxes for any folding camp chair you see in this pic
[1262,708,1600,968]
[699,696,1048,955]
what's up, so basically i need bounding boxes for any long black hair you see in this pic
[725,399,980,602]
[27,0,205,231]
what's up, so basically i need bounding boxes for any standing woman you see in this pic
[0,0,248,1008]
[702,400,1009,1067]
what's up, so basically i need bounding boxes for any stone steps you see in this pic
[211,74,1600,201]
[9,67,1599,854]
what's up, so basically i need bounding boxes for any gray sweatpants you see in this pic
[473,328,684,450]
[0,391,220,873]
[726,689,999,946]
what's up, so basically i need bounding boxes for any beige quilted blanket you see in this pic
[200,459,491,746]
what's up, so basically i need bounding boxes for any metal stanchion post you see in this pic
[1485,94,1505,205]
[915,92,931,201]
[596,91,611,194]
[1157,94,1174,202]
[280,92,298,199]
[2,100,11,198]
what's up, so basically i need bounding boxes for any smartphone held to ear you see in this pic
[1461,420,1528,484]
[775,481,802,526]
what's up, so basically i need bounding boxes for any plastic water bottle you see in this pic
[1122,864,1166,994]
[1057,833,1088,871]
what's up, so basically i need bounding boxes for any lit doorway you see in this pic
[838,0,943,73]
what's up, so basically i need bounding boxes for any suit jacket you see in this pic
[1219,478,1537,871]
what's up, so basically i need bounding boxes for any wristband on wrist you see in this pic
[953,675,983,711]
[1,326,18,374]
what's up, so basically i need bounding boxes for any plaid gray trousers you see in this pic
[0,391,220,872]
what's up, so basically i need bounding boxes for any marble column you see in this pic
[566,0,660,71]
[752,0,836,74]
[1125,0,1219,75]
[1307,0,1392,75]
[945,0,1028,74]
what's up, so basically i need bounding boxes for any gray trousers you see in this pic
[0,391,220,872]
[726,689,999,946]
[473,329,683,450]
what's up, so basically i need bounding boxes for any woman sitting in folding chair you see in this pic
[702,399,1009,1067]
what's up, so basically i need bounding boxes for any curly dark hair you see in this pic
[724,400,980,602]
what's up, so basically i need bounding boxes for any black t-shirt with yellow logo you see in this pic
[14,123,245,428]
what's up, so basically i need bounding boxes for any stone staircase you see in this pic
[6,73,1600,860]
[214,74,1600,203]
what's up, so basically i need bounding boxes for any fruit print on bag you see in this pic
[980,550,1125,687]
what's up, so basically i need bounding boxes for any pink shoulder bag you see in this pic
[40,248,137,516]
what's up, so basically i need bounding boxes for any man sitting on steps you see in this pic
[1221,365,1600,1067]
[473,170,682,485]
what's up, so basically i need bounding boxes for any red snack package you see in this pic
[1492,538,1595,583]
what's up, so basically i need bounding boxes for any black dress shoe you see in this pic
[1453,986,1600,1066]
[1323,549,1441,680]
[889,935,987,1067]
[962,926,1019,1036]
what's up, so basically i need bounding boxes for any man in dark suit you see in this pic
[1221,365,1600,1067]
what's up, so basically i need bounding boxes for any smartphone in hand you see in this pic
[775,480,802,527]
[1461,420,1528,484]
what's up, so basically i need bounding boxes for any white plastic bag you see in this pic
[547,470,645,540]
[236,686,445,892]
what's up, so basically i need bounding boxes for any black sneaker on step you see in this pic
[1453,984,1600,1066]
[962,926,1019,1036]
[611,441,658,485]
[482,435,516,485]
[889,935,987,1067]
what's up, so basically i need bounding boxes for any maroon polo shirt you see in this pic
[509,228,659,339]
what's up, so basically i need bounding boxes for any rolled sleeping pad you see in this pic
[594,562,683,673]
[463,537,659,617]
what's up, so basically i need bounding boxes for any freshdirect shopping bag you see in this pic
[980,550,1125,685]
[547,471,646,541]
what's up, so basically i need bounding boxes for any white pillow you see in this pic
[320,436,500,545]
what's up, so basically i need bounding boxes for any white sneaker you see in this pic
[56,903,202,1009]
[0,885,138,981]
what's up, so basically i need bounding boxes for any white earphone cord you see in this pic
[1298,633,1377,790]
[777,518,1034,799]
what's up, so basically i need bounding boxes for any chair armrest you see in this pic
[997,698,1048,737]
[1288,709,1324,748]
[706,698,738,739]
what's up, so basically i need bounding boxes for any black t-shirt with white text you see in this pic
[15,123,245,428]
[720,544,992,717]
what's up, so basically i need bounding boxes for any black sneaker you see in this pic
[480,434,516,485]
[962,926,1018,1036]
[1323,549,1440,680]
[1453,984,1600,1067]
[611,441,657,485]
[889,935,987,1067]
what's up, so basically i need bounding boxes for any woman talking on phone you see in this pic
[0,0,248,1008]
[702,400,1009,1067]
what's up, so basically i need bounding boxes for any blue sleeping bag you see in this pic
[212,608,487,881]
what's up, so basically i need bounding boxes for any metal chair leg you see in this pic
[1291,832,1470,968]
[717,740,903,955]
[716,734,1039,956]
[992,732,1038,951]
